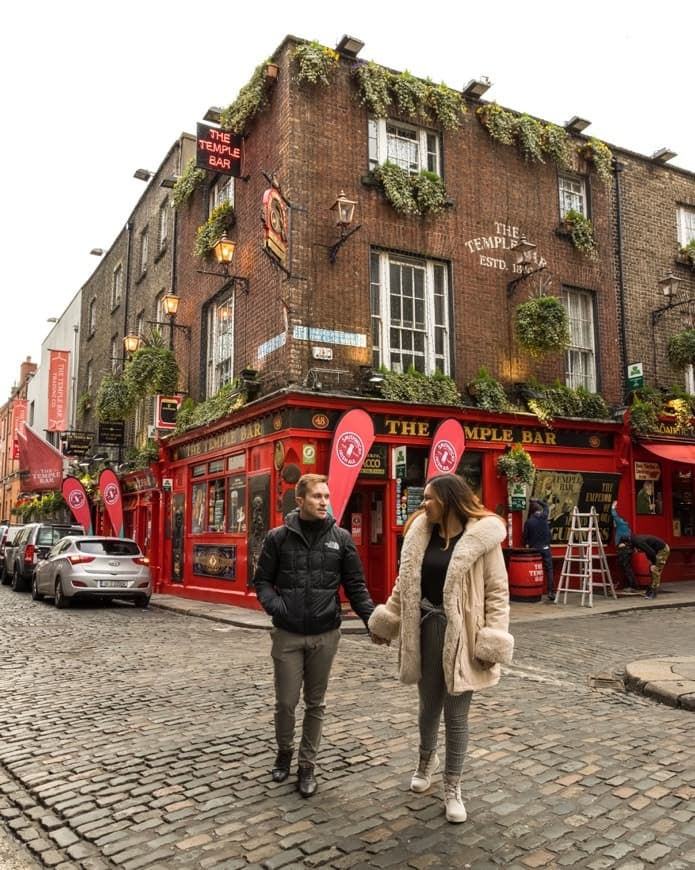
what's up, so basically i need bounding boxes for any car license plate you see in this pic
[98,580,127,588]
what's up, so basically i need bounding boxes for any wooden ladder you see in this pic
[556,507,616,607]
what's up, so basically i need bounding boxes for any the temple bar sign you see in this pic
[196,123,242,176]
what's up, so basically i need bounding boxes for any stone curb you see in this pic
[624,656,695,711]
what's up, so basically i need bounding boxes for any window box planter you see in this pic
[675,249,695,269]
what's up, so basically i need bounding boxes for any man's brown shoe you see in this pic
[297,764,317,798]
[271,750,293,782]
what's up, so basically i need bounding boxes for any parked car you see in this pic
[0,524,23,584]
[31,536,151,608]
[6,523,84,592]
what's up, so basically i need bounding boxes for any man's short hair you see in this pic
[295,473,328,500]
[618,534,632,546]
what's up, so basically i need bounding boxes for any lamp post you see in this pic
[650,272,690,384]
[328,191,361,263]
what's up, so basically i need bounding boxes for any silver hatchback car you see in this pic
[32,536,152,608]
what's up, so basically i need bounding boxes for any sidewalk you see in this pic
[149,580,695,711]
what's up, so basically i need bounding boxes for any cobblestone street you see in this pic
[1,584,694,870]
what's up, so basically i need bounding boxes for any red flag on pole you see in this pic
[62,477,93,534]
[429,418,466,476]
[18,425,64,491]
[99,468,124,538]
[327,409,375,524]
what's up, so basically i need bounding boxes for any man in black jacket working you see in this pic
[523,498,555,601]
[254,473,375,797]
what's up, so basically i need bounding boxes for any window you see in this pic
[139,228,149,275]
[562,288,597,391]
[206,295,235,395]
[111,336,119,372]
[158,200,169,249]
[370,250,450,374]
[559,173,587,218]
[210,175,234,214]
[86,361,93,394]
[677,205,695,246]
[88,298,96,336]
[136,310,144,339]
[111,264,123,310]
[368,118,441,175]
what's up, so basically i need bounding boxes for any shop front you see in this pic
[152,391,627,608]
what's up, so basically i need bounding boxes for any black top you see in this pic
[522,499,551,550]
[420,529,462,606]
[631,534,667,563]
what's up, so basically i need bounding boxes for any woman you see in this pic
[369,474,513,823]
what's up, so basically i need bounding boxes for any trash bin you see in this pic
[631,550,652,588]
[507,550,545,602]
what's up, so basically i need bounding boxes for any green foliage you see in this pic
[172,159,206,209]
[374,163,447,215]
[476,103,516,145]
[175,381,248,434]
[514,295,570,359]
[524,382,610,427]
[14,492,67,521]
[678,238,695,266]
[353,61,392,116]
[542,123,573,167]
[220,60,273,135]
[375,367,461,405]
[466,367,511,412]
[293,41,339,86]
[77,392,92,418]
[668,328,695,370]
[194,201,236,258]
[96,374,132,422]
[628,390,662,435]
[424,80,466,130]
[562,209,597,255]
[515,114,545,162]
[389,69,428,118]
[125,343,179,399]
[497,443,535,484]
[581,138,613,184]
[126,440,160,470]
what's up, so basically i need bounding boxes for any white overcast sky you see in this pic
[1,0,692,401]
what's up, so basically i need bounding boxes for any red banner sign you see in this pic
[18,425,63,491]
[47,350,70,432]
[12,398,27,460]
[99,468,124,538]
[429,418,466,476]
[327,409,375,524]
[62,477,93,534]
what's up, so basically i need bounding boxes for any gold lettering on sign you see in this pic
[384,419,431,437]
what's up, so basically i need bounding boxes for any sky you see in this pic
[1,0,692,402]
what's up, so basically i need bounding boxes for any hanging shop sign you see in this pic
[98,421,125,446]
[196,123,242,176]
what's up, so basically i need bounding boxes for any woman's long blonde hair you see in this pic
[425,473,504,550]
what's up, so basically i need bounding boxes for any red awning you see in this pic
[641,442,695,464]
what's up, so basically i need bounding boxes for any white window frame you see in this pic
[139,228,149,275]
[206,294,235,396]
[677,205,695,246]
[86,361,93,394]
[562,287,597,392]
[210,175,235,216]
[368,118,441,175]
[158,199,169,249]
[111,336,119,373]
[558,172,587,218]
[88,298,96,336]
[370,250,450,375]
[111,264,123,310]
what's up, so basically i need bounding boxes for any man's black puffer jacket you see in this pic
[253,509,374,635]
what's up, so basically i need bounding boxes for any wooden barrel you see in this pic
[508,551,545,602]
[631,550,652,588]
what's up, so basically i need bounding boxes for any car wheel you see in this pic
[31,574,44,602]
[54,579,69,609]
[0,564,9,586]
[11,566,24,593]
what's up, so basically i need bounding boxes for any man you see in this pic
[523,499,554,601]
[611,500,639,591]
[624,533,670,600]
[253,473,375,798]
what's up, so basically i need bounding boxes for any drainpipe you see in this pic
[613,159,629,402]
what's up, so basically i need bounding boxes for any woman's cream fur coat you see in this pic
[368,512,512,695]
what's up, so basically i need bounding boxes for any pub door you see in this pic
[341,482,390,605]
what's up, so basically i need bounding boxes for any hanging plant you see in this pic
[194,201,236,258]
[562,209,597,255]
[125,340,180,401]
[676,239,695,267]
[175,381,248,434]
[466,367,510,412]
[173,159,206,209]
[352,61,392,117]
[628,392,661,435]
[77,392,92,417]
[580,137,613,184]
[515,114,545,163]
[96,374,133,422]
[390,70,429,120]
[541,123,573,167]
[126,439,160,470]
[292,41,339,86]
[376,367,461,406]
[424,80,466,130]
[497,443,535,484]
[220,60,273,135]
[668,328,695,370]
[374,163,447,216]
[514,295,570,359]
[476,103,516,145]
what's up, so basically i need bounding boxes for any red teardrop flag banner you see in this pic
[429,418,466,476]
[327,409,375,524]
[61,477,93,535]
[99,468,124,538]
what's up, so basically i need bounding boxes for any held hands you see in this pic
[369,631,390,646]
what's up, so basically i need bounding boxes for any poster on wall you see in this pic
[171,493,185,583]
[228,474,247,533]
[192,482,206,533]
[193,544,237,580]
[634,461,663,515]
[530,470,621,545]
[247,473,270,587]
